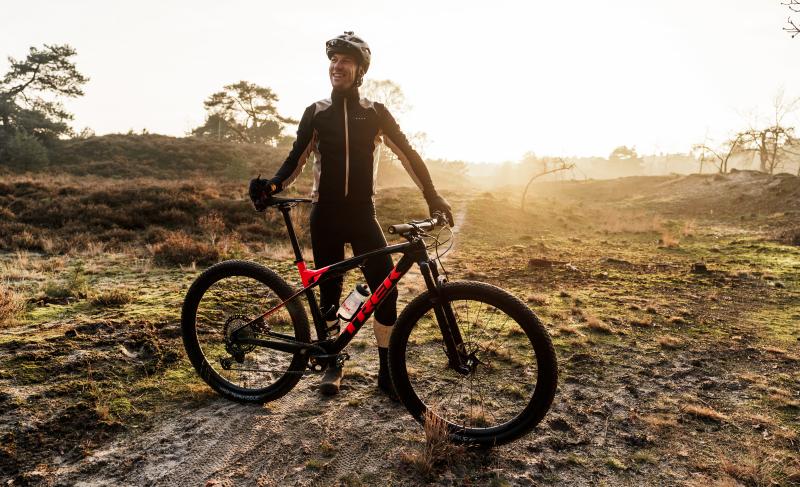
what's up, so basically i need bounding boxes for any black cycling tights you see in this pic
[309,203,397,326]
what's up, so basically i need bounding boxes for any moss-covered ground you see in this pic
[1,172,798,485]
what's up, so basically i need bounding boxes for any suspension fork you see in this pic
[419,260,469,374]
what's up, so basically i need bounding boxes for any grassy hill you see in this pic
[38,134,286,180]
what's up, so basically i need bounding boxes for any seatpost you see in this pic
[279,205,304,262]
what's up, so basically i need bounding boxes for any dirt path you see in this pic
[51,207,472,486]
[54,367,417,486]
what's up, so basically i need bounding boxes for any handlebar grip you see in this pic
[387,217,440,235]
[388,223,414,234]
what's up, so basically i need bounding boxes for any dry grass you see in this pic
[585,315,614,334]
[526,293,550,306]
[720,450,800,487]
[83,241,107,257]
[629,317,652,327]
[0,283,25,326]
[640,413,678,431]
[681,219,697,237]
[658,230,680,248]
[684,404,728,423]
[668,315,688,326]
[90,288,134,307]
[596,209,664,234]
[401,408,463,477]
[150,231,219,266]
[556,324,583,336]
[657,335,683,349]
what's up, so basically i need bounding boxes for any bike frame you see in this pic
[236,198,469,372]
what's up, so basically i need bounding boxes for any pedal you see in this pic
[335,353,350,368]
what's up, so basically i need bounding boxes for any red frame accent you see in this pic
[296,261,331,288]
[342,266,404,336]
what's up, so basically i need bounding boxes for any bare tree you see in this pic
[361,79,412,167]
[360,79,410,114]
[784,0,800,37]
[409,131,430,158]
[521,157,575,212]
[737,90,799,174]
[692,134,745,174]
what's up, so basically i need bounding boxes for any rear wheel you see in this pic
[388,281,558,446]
[181,260,310,403]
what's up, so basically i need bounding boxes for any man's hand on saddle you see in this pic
[249,175,278,211]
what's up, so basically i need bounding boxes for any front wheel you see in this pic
[181,260,311,403]
[388,281,558,446]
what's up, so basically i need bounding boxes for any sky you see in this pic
[2,0,799,163]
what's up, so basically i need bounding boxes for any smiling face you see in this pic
[329,53,361,91]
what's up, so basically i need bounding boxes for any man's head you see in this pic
[326,31,371,91]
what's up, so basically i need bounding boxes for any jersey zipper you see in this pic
[343,97,350,197]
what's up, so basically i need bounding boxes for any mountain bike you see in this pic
[180,196,558,446]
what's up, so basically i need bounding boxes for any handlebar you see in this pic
[388,213,447,236]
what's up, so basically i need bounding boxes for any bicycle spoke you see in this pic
[401,289,546,438]
[194,273,301,391]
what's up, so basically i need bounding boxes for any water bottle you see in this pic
[337,283,370,321]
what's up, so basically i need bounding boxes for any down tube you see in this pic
[331,253,416,352]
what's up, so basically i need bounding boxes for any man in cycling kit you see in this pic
[249,32,453,398]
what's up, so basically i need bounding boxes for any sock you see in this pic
[378,347,393,392]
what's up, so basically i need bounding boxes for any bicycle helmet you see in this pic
[326,31,371,77]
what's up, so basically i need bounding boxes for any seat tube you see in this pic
[280,206,304,262]
[280,205,325,338]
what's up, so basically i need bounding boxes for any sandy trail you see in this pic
[53,207,470,486]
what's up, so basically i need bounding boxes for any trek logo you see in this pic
[344,266,403,334]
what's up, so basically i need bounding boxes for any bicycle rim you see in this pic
[193,273,302,393]
[402,293,541,440]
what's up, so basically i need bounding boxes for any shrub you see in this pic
[90,288,134,307]
[42,265,90,299]
[199,212,226,246]
[778,226,800,246]
[3,131,49,170]
[151,231,219,266]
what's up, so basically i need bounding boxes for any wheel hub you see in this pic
[223,314,256,362]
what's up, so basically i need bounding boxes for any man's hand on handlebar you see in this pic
[424,193,454,227]
[249,175,278,211]
[431,211,450,227]
[388,213,449,236]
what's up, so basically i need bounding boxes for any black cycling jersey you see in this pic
[271,85,439,327]
[271,86,437,203]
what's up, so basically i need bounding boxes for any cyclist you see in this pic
[249,31,453,398]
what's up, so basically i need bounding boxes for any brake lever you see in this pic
[431,211,448,227]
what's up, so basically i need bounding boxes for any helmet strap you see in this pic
[354,66,365,87]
